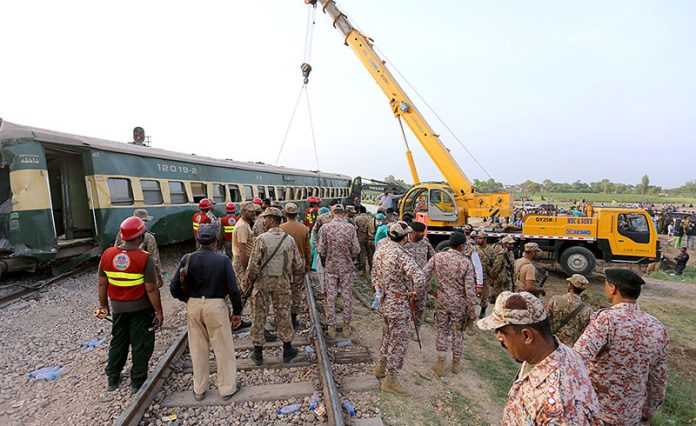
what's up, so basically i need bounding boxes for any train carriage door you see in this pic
[44,146,94,240]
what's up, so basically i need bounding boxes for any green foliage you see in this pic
[650,266,696,283]
[516,192,696,205]
[473,178,504,193]
[653,371,696,425]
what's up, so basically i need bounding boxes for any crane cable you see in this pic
[275,3,321,172]
[336,1,494,181]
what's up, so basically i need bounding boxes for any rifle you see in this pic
[409,297,423,355]
[504,252,515,293]
[241,233,289,307]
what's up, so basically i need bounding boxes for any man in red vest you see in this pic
[97,217,163,393]
[193,199,217,249]
[219,202,237,258]
[305,196,320,229]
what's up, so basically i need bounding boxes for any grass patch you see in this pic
[462,333,519,403]
[653,371,696,425]
[517,192,696,205]
[650,266,696,284]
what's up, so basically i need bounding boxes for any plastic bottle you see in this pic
[309,391,320,411]
[277,403,301,415]
[335,339,352,348]
[28,365,66,380]
[236,331,251,338]
[342,400,356,416]
[371,288,383,310]
[304,345,315,354]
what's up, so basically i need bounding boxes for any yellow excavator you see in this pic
[304,0,512,229]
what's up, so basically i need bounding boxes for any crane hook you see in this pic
[301,62,312,84]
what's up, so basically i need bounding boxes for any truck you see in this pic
[308,0,660,276]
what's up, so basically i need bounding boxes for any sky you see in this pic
[2,0,695,188]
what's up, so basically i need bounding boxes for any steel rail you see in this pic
[0,263,95,307]
[115,330,189,426]
[305,275,344,426]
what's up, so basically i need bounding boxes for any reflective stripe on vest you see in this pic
[224,226,234,233]
[104,271,145,286]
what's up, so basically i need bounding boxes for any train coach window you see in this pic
[212,184,225,203]
[141,180,163,205]
[228,184,242,202]
[300,188,308,200]
[268,186,276,201]
[243,185,253,201]
[107,178,134,206]
[276,187,285,201]
[257,186,266,200]
[191,182,207,203]
[168,181,188,204]
[285,187,294,201]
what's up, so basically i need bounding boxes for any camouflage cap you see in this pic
[254,204,263,213]
[388,221,412,238]
[566,274,589,289]
[271,200,282,208]
[260,207,283,218]
[345,205,356,213]
[133,209,153,222]
[524,242,541,252]
[500,235,516,244]
[284,202,298,214]
[477,291,547,330]
[331,204,345,213]
[476,230,487,238]
[240,201,256,212]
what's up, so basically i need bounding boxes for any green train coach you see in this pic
[0,119,359,277]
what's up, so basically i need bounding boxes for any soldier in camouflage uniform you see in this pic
[574,269,669,425]
[114,209,164,288]
[514,242,546,297]
[474,230,496,319]
[478,292,600,425]
[311,203,335,289]
[353,206,373,274]
[547,274,594,346]
[423,232,476,376]
[403,221,434,338]
[371,222,426,396]
[461,225,484,291]
[491,235,516,297]
[318,204,360,339]
[245,207,305,365]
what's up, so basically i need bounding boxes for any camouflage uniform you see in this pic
[114,231,163,287]
[311,211,333,288]
[252,216,268,237]
[574,303,669,425]
[246,227,304,346]
[423,249,476,358]
[491,246,515,297]
[404,238,435,326]
[475,244,496,310]
[514,257,537,292]
[372,239,426,376]
[317,217,360,325]
[353,212,373,272]
[547,293,593,347]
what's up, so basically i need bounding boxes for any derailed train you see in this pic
[0,119,359,277]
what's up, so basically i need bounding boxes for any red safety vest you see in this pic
[192,211,211,238]
[100,247,150,301]
[221,215,236,241]
[305,207,319,229]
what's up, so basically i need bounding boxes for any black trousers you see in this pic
[105,307,155,386]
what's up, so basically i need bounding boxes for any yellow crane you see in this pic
[305,0,512,228]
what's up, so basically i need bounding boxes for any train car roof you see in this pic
[0,119,351,180]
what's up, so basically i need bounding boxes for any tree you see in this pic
[639,175,650,195]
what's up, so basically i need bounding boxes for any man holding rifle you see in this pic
[423,232,477,377]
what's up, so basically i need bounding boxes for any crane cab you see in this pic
[399,183,466,227]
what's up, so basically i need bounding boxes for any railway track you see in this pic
[116,274,383,426]
[0,262,97,307]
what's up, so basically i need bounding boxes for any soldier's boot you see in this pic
[327,325,337,340]
[432,352,447,377]
[342,321,351,338]
[372,357,387,379]
[251,346,263,366]
[410,326,420,342]
[282,342,298,363]
[451,356,462,375]
[291,314,300,330]
[381,374,409,396]
[478,306,487,319]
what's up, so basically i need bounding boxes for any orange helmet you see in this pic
[199,198,213,210]
[120,216,147,241]
[252,197,264,206]
[225,202,236,213]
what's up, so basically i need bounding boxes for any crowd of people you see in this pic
[94,196,671,424]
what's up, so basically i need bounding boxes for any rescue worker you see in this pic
[491,235,516,296]
[246,207,304,365]
[353,205,373,274]
[403,221,435,338]
[475,230,496,318]
[318,204,360,339]
[574,269,669,425]
[279,202,311,329]
[170,224,243,401]
[193,198,218,249]
[546,274,594,347]
[478,292,600,424]
[422,232,476,376]
[114,209,164,288]
[371,222,426,396]
[514,242,546,297]
[97,217,163,392]
[305,196,320,229]
[373,214,389,247]
[219,202,237,258]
